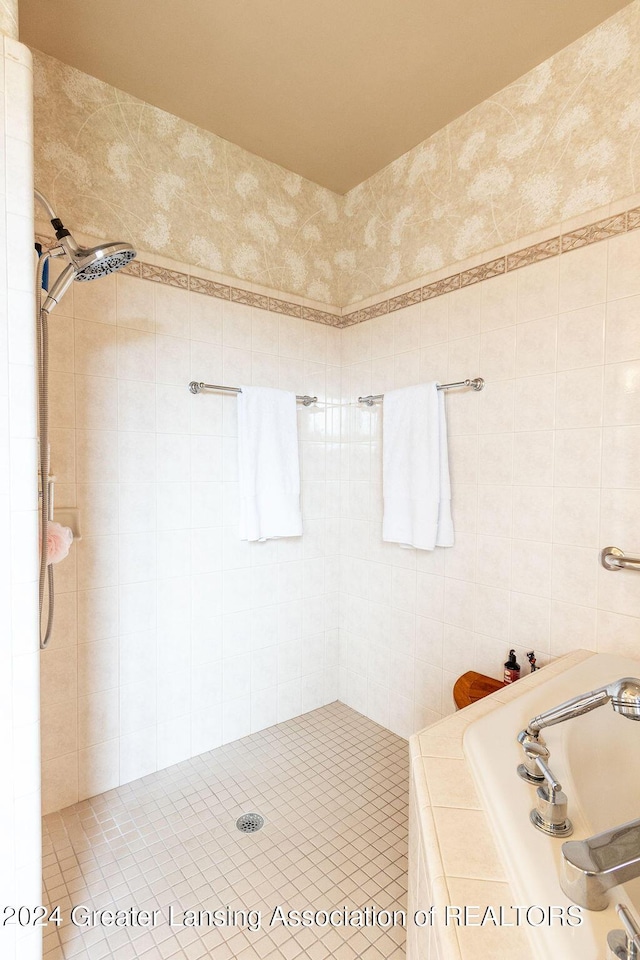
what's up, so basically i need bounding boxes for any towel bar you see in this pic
[601,546,640,572]
[358,377,484,405]
[189,381,317,405]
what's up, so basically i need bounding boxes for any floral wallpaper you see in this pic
[33,1,640,307]
[32,50,343,305]
[340,1,640,304]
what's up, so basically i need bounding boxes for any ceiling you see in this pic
[19,0,631,194]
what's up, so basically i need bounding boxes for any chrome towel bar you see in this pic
[358,377,484,405]
[189,381,317,405]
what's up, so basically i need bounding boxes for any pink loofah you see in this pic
[41,521,73,565]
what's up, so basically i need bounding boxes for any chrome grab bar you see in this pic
[609,903,640,959]
[601,547,640,572]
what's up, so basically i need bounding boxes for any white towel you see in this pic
[382,382,454,551]
[237,385,303,542]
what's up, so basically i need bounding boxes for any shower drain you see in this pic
[236,812,264,833]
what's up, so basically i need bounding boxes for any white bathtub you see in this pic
[464,652,640,960]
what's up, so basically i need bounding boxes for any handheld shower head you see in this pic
[609,677,640,720]
[35,188,136,313]
[517,675,640,783]
[64,236,137,282]
[524,676,640,737]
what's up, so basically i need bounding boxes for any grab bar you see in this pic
[608,903,640,959]
[601,547,640,572]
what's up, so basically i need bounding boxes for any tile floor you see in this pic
[42,703,409,960]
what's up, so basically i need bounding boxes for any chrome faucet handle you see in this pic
[608,904,640,959]
[517,731,549,783]
[529,755,573,837]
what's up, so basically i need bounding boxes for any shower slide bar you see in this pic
[188,381,318,406]
[358,377,485,405]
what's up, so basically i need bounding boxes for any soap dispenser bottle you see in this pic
[503,649,521,684]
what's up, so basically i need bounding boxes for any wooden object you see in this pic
[453,670,506,710]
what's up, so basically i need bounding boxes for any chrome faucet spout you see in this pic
[561,818,640,911]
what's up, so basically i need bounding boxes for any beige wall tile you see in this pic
[117,326,156,381]
[555,366,604,428]
[78,740,119,800]
[607,230,640,302]
[42,752,78,816]
[604,360,640,425]
[517,259,559,323]
[73,273,117,324]
[559,242,608,312]
[116,273,155,331]
[78,686,119,747]
[78,637,119,695]
[40,695,77,761]
[154,283,189,338]
[606,294,640,364]
[74,318,116,376]
[516,317,557,377]
[557,303,605,370]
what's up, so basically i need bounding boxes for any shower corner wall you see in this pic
[0,33,42,960]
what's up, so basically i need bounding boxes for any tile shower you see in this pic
[2,4,640,960]
[41,262,342,813]
[35,206,640,960]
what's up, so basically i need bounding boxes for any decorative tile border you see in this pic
[35,231,342,328]
[422,274,461,300]
[341,300,389,325]
[37,203,640,329]
[388,288,422,313]
[342,205,639,327]
[560,213,627,252]
[187,275,231,300]
[460,256,506,287]
[505,237,561,272]
[269,297,302,318]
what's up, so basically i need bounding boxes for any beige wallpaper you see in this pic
[339,0,640,304]
[33,1,640,307]
[32,50,343,305]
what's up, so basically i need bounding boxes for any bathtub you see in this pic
[464,652,640,960]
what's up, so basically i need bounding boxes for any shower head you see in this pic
[42,232,137,314]
[524,676,640,738]
[609,677,640,720]
[35,189,137,313]
[62,235,137,282]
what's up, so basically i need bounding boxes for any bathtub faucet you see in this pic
[561,819,640,911]
[517,677,640,784]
